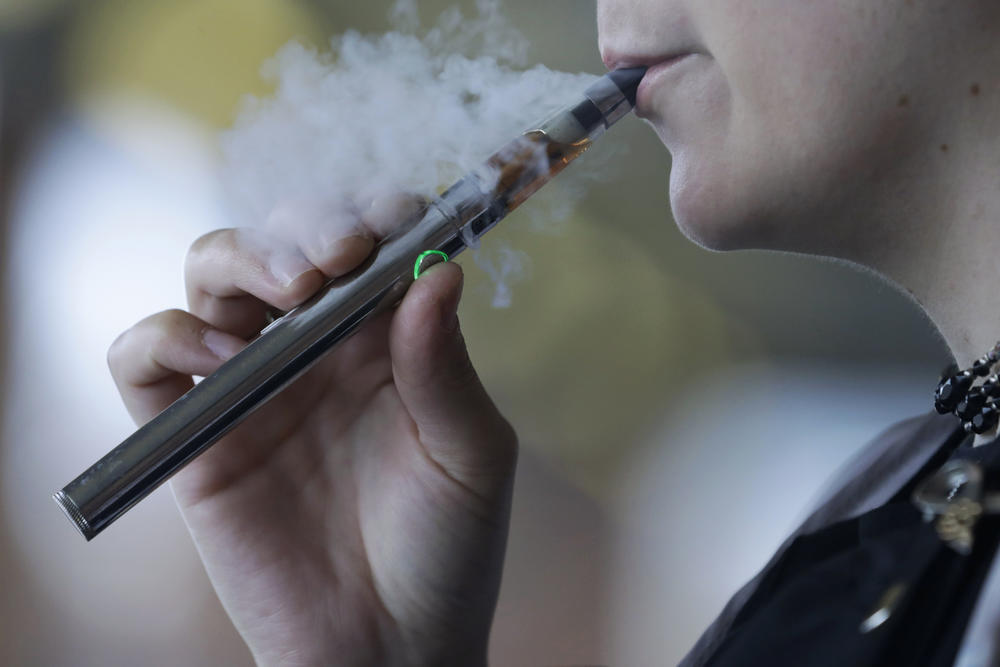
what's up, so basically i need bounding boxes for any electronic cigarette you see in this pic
[54,67,646,540]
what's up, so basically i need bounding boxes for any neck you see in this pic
[854,94,1000,370]
[853,85,1000,445]
[879,185,1000,370]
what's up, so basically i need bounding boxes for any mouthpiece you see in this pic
[608,66,646,107]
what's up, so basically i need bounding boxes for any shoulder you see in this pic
[796,411,959,532]
[679,410,960,667]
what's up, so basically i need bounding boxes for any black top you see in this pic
[703,430,1000,666]
[608,67,647,107]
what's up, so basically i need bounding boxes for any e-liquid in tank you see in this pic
[53,67,647,540]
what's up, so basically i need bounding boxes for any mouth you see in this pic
[601,49,696,117]
[635,54,695,117]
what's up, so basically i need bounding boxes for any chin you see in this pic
[668,154,762,253]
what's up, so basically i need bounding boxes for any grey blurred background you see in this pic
[0,1,951,665]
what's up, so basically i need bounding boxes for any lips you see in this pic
[634,54,695,117]
[601,46,697,116]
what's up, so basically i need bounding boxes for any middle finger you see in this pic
[184,228,325,338]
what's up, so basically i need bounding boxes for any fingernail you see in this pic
[268,253,314,287]
[311,233,373,277]
[366,193,425,237]
[202,328,245,360]
[320,230,370,254]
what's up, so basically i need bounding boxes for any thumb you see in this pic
[389,261,517,494]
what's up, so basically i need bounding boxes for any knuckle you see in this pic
[106,328,132,376]
[452,350,480,387]
[184,228,239,278]
[188,228,235,259]
[150,309,195,348]
[108,309,194,378]
[488,417,520,472]
[446,336,482,390]
[497,416,519,450]
[152,307,190,330]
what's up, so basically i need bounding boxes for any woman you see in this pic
[108,0,1000,664]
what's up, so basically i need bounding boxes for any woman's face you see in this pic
[597,0,996,256]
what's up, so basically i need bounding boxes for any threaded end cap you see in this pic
[53,489,95,541]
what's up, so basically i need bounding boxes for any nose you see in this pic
[597,0,633,70]
[597,0,616,69]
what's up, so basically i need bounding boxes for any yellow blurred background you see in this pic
[0,1,949,665]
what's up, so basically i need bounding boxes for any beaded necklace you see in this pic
[934,342,1000,435]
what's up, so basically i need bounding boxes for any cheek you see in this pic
[668,2,916,252]
[722,4,877,173]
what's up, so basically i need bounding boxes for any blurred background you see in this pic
[0,1,951,665]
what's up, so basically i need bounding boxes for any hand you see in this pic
[108,205,518,666]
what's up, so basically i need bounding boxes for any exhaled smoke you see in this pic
[220,0,597,306]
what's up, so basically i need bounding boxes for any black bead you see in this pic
[970,406,999,435]
[936,372,974,414]
[983,376,1000,398]
[957,388,988,420]
[973,355,995,377]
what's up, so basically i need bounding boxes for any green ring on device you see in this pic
[413,250,450,280]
